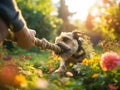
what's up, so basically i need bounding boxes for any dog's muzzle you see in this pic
[56,42,71,55]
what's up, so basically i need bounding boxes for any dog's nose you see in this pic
[56,42,71,52]
[67,48,71,51]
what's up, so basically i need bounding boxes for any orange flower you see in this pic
[0,64,18,86]
[14,74,27,87]
[100,52,120,71]
[108,84,118,90]
[82,59,88,65]
[92,73,99,78]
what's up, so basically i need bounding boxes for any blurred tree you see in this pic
[100,2,120,39]
[85,0,119,44]
[57,0,77,34]
[85,13,94,30]
[16,0,62,40]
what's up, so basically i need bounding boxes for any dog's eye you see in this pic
[62,37,69,42]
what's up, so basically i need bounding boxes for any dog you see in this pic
[55,30,91,74]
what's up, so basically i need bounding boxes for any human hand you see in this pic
[15,27,36,49]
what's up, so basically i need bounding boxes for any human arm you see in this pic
[0,0,36,49]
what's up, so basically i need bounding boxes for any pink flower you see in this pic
[66,72,73,77]
[100,52,120,71]
[3,56,12,61]
[108,84,118,90]
[49,68,55,73]
[35,79,48,89]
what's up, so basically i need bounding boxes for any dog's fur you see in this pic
[55,30,87,73]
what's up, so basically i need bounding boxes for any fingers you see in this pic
[15,27,36,49]
[29,29,36,36]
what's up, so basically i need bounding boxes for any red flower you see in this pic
[20,55,26,60]
[103,45,109,50]
[3,56,12,61]
[100,52,120,71]
[27,55,32,59]
[108,84,118,90]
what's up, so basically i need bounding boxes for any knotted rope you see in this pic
[35,38,64,53]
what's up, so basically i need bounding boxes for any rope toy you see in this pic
[35,38,69,53]
[6,31,68,54]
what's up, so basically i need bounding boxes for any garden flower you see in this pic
[100,52,120,71]
[14,74,27,87]
[88,60,93,64]
[92,73,99,78]
[20,55,26,60]
[3,56,12,61]
[66,72,73,77]
[103,45,109,50]
[36,69,43,77]
[0,64,18,85]
[82,58,88,65]
[49,67,55,73]
[108,84,118,90]
[35,79,48,89]
[53,55,59,60]
[27,55,32,59]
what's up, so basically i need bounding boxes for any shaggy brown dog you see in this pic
[55,30,88,73]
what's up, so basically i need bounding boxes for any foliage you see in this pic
[98,39,120,55]
[16,0,62,40]
[100,3,120,39]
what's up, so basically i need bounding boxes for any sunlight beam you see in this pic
[65,0,97,21]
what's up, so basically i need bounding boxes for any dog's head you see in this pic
[55,30,85,60]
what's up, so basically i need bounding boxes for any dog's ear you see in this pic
[72,30,84,40]
[72,30,85,47]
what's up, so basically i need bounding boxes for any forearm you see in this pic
[0,0,26,32]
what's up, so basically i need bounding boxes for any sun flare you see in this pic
[65,0,97,21]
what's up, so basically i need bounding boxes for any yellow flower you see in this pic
[82,58,88,65]
[88,60,93,64]
[53,55,59,60]
[14,74,27,87]
[93,57,100,62]
[92,73,99,78]
[48,60,53,64]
